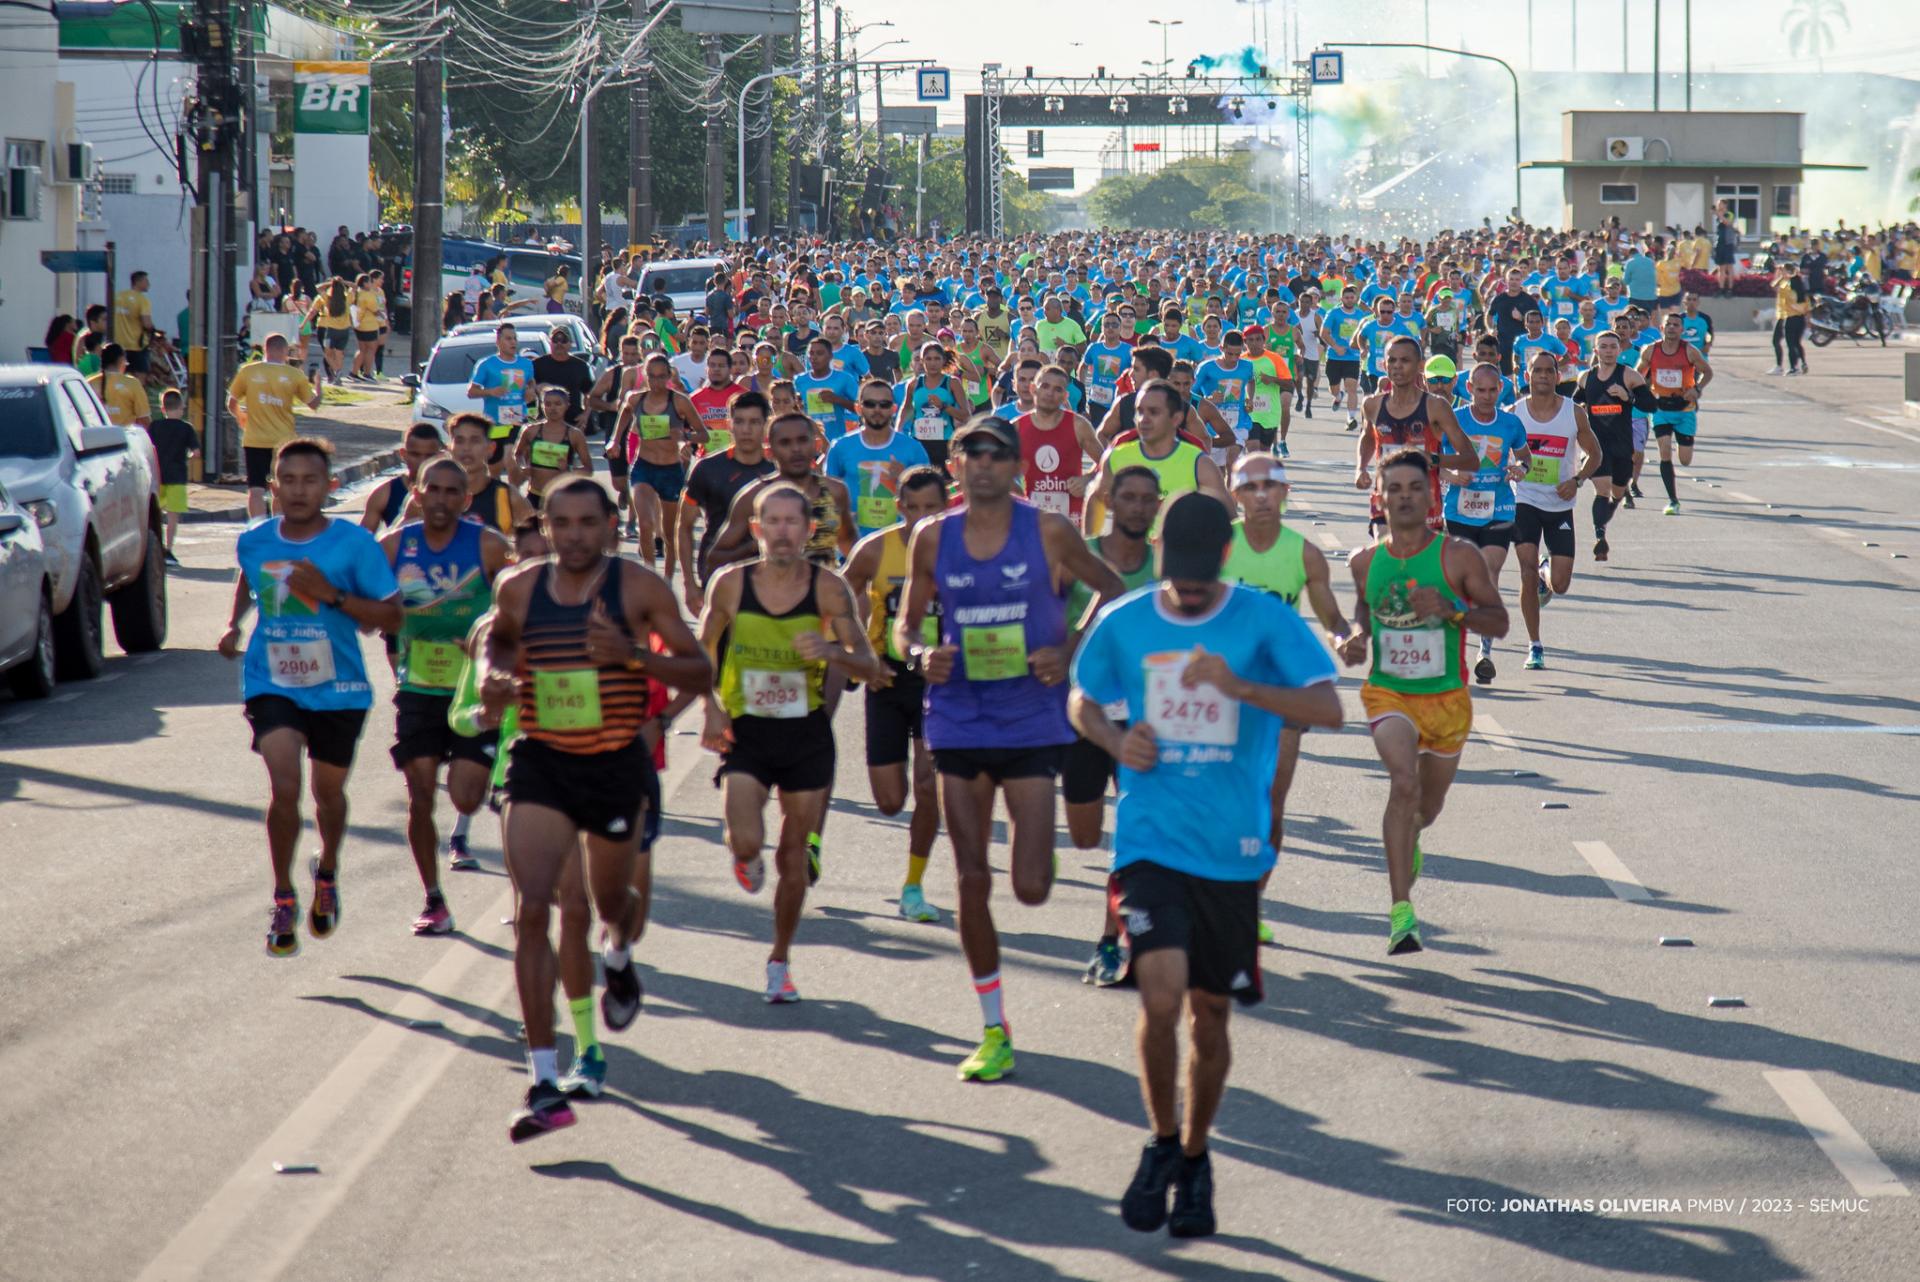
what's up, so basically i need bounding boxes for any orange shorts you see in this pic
[1360,683,1473,757]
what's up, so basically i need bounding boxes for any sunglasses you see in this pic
[860,399,894,408]
[961,441,1016,461]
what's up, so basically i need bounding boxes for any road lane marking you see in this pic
[1764,1071,1911,1198]
[96,672,122,684]
[1572,840,1651,902]
[1847,416,1920,446]
[1638,723,1920,735]
[1315,530,1344,551]
[136,740,713,1282]
[1474,712,1518,752]
[49,692,80,704]
[136,654,164,666]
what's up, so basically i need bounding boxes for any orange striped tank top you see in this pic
[516,559,649,754]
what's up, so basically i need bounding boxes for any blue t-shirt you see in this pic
[1323,307,1369,359]
[1444,405,1530,526]
[1192,357,1253,432]
[469,354,536,426]
[795,368,861,439]
[238,517,399,710]
[1356,316,1419,375]
[1680,313,1713,349]
[1071,584,1338,882]
[825,431,931,536]
[828,343,871,379]
[1081,341,1131,405]
[1510,332,1568,375]
[1621,253,1658,300]
[1540,274,1592,322]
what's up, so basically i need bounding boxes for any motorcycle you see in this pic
[1807,274,1888,347]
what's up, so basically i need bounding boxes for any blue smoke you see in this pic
[1188,47,1270,79]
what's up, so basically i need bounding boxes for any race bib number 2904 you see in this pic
[267,641,336,689]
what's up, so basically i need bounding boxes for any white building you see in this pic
[0,8,87,362]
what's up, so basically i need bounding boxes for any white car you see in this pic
[637,257,726,317]
[0,476,56,699]
[403,332,550,427]
[0,365,169,678]
[450,313,602,361]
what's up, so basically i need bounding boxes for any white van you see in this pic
[636,258,726,318]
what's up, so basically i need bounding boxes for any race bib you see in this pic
[741,668,808,719]
[1455,487,1497,520]
[1380,629,1446,680]
[267,640,335,689]
[914,411,947,441]
[961,624,1028,681]
[805,388,831,415]
[1144,655,1240,747]
[1030,489,1072,515]
[406,638,464,690]
[534,667,602,730]
[638,413,671,440]
[1249,393,1272,415]
[705,429,734,453]
[857,494,897,529]
[529,437,569,470]
[1523,452,1562,486]
[497,403,526,426]
[1654,367,1683,389]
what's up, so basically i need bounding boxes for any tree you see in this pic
[1781,0,1850,74]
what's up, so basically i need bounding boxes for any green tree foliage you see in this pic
[1086,154,1266,231]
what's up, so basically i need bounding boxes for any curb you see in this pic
[180,449,403,524]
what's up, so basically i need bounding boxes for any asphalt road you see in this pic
[2,331,1917,1282]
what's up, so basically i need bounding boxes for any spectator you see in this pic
[441,290,467,335]
[227,332,321,518]
[44,314,78,365]
[77,329,106,377]
[1713,204,1740,296]
[113,270,156,375]
[89,343,150,427]
[146,388,199,563]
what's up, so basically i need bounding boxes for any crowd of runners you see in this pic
[219,220,1718,1237]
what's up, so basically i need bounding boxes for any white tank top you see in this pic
[1512,394,1580,514]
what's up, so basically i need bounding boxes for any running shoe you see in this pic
[1622,492,1636,510]
[1525,644,1545,670]
[1766,365,1783,375]
[1303,403,1313,420]
[957,1024,1014,1081]
[1120,1136,1182,1232]
[1664,500,1680,516]
[1630,482,1645,498]
[1535,578,1554,608]
[1276,439,1290,458]
[1786,367,1804,377]
[764,961,801,1004]
[1473,654,1496,685]
[898,884,940,923]
[1257,921,1275,946]
[1388,900,1423,956]
[267,892,300,958]
[446,832,479,872]
[308,859,339,939]
[602,955,644,1029]
[412,894,454,936]
[508,1082,576,1143]
[1345,415,1359,432]
[558,1046,607,1099]
[805,832,823,886]
[1593,536,1609,562]
[163,549,182,566]
[734,854,765,895]
[1084,939,1125,986]
[1169,1151,1218,1239]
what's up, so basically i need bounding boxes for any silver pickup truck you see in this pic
[0,365,169,677]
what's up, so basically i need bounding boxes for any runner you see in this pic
[689,346,744,454]
[1242,324,1295,456]
[1569,331,1656,560]
[678,390,776,612]
[474,475,711,1141]
[612,352,708,575]
[217,439,403,957]
[707,412,854,574]
[1355,337,1480,537]
[1438,364,1533,685]
[360,423,445,535]
[381,456,513,927]
[1319,285,1368,430]
[1070,491,1341,1239]
[512,387,594,507]
[448,412,535,534]
[824,377,931,542]
[893,415,1125,1080]
[464,324,535,476]
[698,484,880,1000]
[1512,351,1604,669]
[1637,310,1714,516]
[842,466,952,923]
[794,335,862,441]
[1085,380,1232,538]
[1066,465,1163,987]
[895,341,968,469]
[1015,365,1102,519]
[1337,450,1508,954]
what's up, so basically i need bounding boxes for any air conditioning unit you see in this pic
[3,165,43,220]
[1605,136,1646,162]
[54,141,93,185]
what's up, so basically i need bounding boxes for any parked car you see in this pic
[0,476,56,699]
[450,313,603,362]
[637,257,726,317]
[0,365,168,678]
[402,331,550,428]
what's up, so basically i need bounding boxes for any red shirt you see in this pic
[1015,410,1090,518]
[690,383,741,448]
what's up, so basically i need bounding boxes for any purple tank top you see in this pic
[925,499,1072,749]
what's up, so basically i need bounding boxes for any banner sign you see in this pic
[293,62,370,135]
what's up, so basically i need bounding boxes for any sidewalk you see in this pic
[181,379,416,523]
[1706,329,1911,422]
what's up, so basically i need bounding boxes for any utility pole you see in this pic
[185,0,238,478]
[703,35,725,243]
[410,4,444,371]
[578,3,602,325]
[872,63,886,179]
[829,5,843,238]
[629,0,651,245]
[754,37,774,238]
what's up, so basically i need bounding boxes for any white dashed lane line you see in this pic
[1572,840,1651,902]
[1764,1071,1912,1199]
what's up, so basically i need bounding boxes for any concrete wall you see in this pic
[1563,111,1802,164]
[1563,166,1808,235]
[0,11,65,360]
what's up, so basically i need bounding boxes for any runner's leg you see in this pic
[1371,715,1422,905]
[1183,991,1232,1157]
[309,759,352,876]
[1132,946,1187,1140]
[259,730,306,893]
[504,802,578,1063]
[770,787,826,963]
[399,757,446,894]
[1003,775,1058,907]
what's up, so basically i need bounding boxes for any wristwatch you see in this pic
[331,589,347,609]
[625,642,649,672]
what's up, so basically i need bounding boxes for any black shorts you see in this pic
[1591,419,1635,485]
[1325,357,1360,382]
[922,439,950,470]
[1512,502,1576,559]
[628,457,686,504]
[864,666,925,767]
[390,689,495,770]
[1445,519,1513,549]
[719,707,836,793]
[354,329,379,344]
[1062,734,1118,806]
[244,695,369,769]
[1359,372,1380,395]
[244,445,275,489]
[932,743,1065,783]
[506,736,653,841]
[1297,357,1320,378]
[1109,860,1263,1006]
[1244,424,1279,450]
[324,328,350,351]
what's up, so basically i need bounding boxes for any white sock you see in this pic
[1479,636,1493,656]
[603,940,630,972]
[973,971,1004,1028]
[451,812,472,839]
[529,1047,558,1085]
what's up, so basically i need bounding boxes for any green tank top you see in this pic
[1223,523,1307,607]
[719,563,827,719]
[1106,437,1202,537]
[394,520,492,695]
[1065,536,1155,624]
[1363,533,1464,694]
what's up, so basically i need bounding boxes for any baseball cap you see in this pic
[1159,492,1234,581]
[1423,355,1458,379]
[1242,323,1267,340]
[952,416,1020,452]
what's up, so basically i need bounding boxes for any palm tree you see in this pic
[1781,0,1850,74]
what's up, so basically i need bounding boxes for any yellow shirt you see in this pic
[491,269,508,288]
[544,275,567,303]
[1774,277,1810,319]
[352,288,383,331]
[229,361,315,448]
[89,371,148,425]
[314,292,353,331]
[1655,260,1682,295]
[113,289,152,350]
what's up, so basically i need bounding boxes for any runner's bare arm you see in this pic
[826,477,856,555]
[1688,345,1713,396]
[1300,542,1354,641]
[216,572,253,658]
[841,529,885,625]
[478,529,513,582]
[694,566,741,706]
[676,393,710,448]
[1194,454,1233,511]
[360,479,393,531]
[1429,396,1481,473]
[676,494,701,594]
[804,572,884,680]
[619,561,712,693]
[1183,648,1343,729]
[1095,398,1126,447]
[1337,548,1375,667]
[1573,409,1603,483]
[476,564,536,708]
[1081,459,1110,537]
[892,520,949,674]
[1073,412,1103,462]
[1443,538,1510,640]
[566,428,594,475]
[704,481,763,572]
[1042,511,1126,626]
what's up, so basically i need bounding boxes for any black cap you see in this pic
[952,415,1020,452]
[1159,492,1233,581]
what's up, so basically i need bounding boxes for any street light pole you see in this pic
[1318,41,1524,218]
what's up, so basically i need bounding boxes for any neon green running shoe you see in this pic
[1388,900,1423,956]
[1257,921,1275,946]
[898,884,940,923]
[957,1025,1015,1082]
[1411,837,1424,885]
[806,831,823,885]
